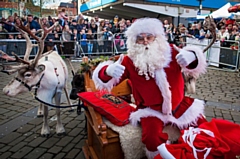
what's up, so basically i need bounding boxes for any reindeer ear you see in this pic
[36,64,45,73]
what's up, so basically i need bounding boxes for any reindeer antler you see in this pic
[203,16,217,53]
[31,20,59,66]
[14,18,58,67]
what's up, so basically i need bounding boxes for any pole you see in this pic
[18,0,20,16]
[178,14,180,25]
[197,0,203,15]
[40,0,42,17]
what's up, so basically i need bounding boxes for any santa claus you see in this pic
[92,18,208,159]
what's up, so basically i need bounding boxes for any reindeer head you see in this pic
[0,18,58,96]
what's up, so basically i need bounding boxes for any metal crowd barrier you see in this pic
[1,32,239,73]
[184,37,240,72]
[0,32,124,58]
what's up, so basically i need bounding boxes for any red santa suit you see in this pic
[92,18,208,159]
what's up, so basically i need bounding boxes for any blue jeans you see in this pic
[0,45,7,56]
[88,43,93,54]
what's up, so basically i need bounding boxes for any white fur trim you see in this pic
[103,118,145,159]
[181,46,207,78]
[130,99,205,130]
[155,69,172,115]
[125,18,166,43]
[145,148,159,159]
[92,60,120,92]
[157,144,175,159]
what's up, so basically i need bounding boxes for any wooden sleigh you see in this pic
[81,62,145,159]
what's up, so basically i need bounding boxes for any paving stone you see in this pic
[9,142,28,152]
[0,132,22,144]
[48,146,63,154]
[62,117,74,124]
[75,139,85,149]
[40,137,60,148]
[0,145,11,153]
[0,144,5,149]
[56,136,74,147]
[53,152,66,159]
[0,151,12,159]
[68,127,82,136]
[65,148,80,159]
[28,137,47,147]
[24,147,47,159]
[28,118,43,125]
[0,108,10,115]
[205,117,212,122]
[78,121,86,128]
[232,115,240,122]
[62,143,75,152]
[65,121,79,129]
[16,124,35,133]
[39,153,54,159]
[75,151,85,159]
[8,136,26,146]
[204,111,215,117]
[75,113,86,121]
[223,113,233,120]
[7,106,21,111]
[11,146,33,159]
[23,133,39,142]
[71,134,85,144]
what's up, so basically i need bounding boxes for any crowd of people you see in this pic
[164,17,240,49]
[0,11,240,57]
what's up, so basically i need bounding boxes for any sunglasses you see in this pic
[136,33,155,44]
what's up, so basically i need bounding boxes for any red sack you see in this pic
[78,91,134,126]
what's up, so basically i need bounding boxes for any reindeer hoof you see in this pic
[41,133,50,138]
[57,132,66,136]
[68,109,74,112]
[37,114,44,118]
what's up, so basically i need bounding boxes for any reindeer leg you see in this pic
[55,92,66,136]
[64,87,74,112]
[37,103,44,117]
[41,104,50,137]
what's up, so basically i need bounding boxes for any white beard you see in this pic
[128,38,169,80]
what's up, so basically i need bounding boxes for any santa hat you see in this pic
[225,19,235,26]
[125,18,165,43]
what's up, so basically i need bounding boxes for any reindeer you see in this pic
[175,16,217,94]
[0,18,72,137]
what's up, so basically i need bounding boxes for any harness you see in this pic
[14,68,86,113]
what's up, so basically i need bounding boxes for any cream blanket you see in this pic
[103,118,145,159]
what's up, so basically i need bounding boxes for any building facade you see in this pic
[79,0,237,24]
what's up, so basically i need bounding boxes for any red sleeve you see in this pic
[99,65,112,83]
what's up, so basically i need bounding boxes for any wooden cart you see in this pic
[82,69,134,159]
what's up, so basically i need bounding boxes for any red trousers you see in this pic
[140,98,207,152]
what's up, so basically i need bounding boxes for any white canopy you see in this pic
[197,3,240,19]
[211,3,232,18]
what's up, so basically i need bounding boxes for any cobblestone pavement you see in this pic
[0,59,239,159]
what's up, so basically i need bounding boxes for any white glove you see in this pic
[106,54,125,78]
[175,46,196,67]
